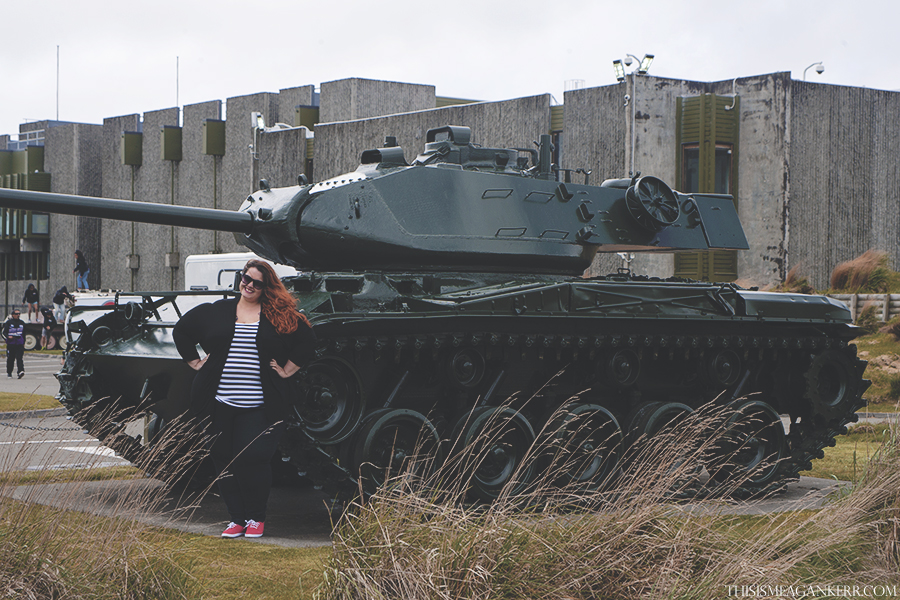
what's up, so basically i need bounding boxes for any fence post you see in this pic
[850,294,858,322]
[883,294,890,322]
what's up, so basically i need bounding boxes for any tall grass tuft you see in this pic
[830,250,891,292]
[322,401,900,599]
[0,404,210,599]
[779,265,816,294]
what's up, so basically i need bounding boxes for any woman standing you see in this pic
[22,283,39,322]
[173,259,316,539]
[74,250,90,291]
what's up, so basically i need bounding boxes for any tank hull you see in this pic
[56,273,868,499]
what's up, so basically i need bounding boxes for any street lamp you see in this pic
[803,61,825,81]
[613,53,654,81]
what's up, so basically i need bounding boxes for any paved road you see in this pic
[3,352,65,398]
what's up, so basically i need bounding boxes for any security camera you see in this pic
[815,64,825,75]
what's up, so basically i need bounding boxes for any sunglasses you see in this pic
[241,273,266,289]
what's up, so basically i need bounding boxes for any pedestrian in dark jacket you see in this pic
[74,250,90,291]
[23,283,39,322]
[173,259,316,539]
[53,286,74,322]
[40,306,57,349]
[2,309,26,378]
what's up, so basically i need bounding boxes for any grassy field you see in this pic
[800,422,894,481]
[0,392,60,412]
[3,421,897,600]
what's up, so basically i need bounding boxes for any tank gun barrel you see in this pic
[0,188,253,234]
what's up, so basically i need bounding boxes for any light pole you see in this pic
[803,61,825,81]
[612,53,654,177]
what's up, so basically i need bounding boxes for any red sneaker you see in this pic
[244,519,264,538]
[221,522,245,538]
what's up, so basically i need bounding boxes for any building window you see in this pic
[714,145,732,195]
[682,145,700,193]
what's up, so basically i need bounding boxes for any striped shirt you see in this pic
[215,322,264,408]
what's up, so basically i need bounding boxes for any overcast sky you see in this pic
[1,0,897,139]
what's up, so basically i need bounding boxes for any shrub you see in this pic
[831,250,890,292]
[878,316,900,339]
[778,265,816,294]
[856,304,882,335]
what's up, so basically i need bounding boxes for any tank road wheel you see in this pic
[625,175,680,232]
[624,401,701,491]
[23,332,39,351]
[804,349,866,422]
[707,399,786,491]
[548,404,623,491]
[294,357,365,444]
[625,401,694,448]
[44,334,57,350]
[451,406,535,502]
[352,409,441,496]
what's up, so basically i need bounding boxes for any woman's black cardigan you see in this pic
[173,298,317,422]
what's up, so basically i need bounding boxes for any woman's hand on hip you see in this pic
[270,359,300,379]
[187,356,209,371]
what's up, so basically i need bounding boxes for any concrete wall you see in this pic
[788,80,900,289]
[45,122,103,295]
[726,73,791,286]
[320,78,435,124]
[314,94,550,181]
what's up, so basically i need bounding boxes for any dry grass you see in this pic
[321,402,900,600]
[0,405,212,599]
[878,316,900,340]
[830,250,892,292]
[779,264,817,294]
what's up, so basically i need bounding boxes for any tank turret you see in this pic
[0,125,746,275]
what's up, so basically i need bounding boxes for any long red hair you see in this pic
[243,259,309,334]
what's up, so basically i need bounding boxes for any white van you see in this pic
[184,252,298,291]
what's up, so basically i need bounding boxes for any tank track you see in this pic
[55,322,869,501]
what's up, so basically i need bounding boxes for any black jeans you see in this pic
[209,402,285,524]
[6,345,24,376]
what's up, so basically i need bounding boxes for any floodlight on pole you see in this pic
[803,61,825,81]
[612,53,654,81]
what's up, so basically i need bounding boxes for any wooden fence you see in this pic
[827,294,900,323]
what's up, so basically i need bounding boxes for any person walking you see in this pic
[39,306,57,350]
[74,250,90,291]
[2,308,26,379]
[173,259,316,539]
[23,284,39,322]
[52,286,75,322]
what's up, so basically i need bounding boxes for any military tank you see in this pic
[0,125,868,500]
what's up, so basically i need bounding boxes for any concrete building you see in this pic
[2,73,899,312]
